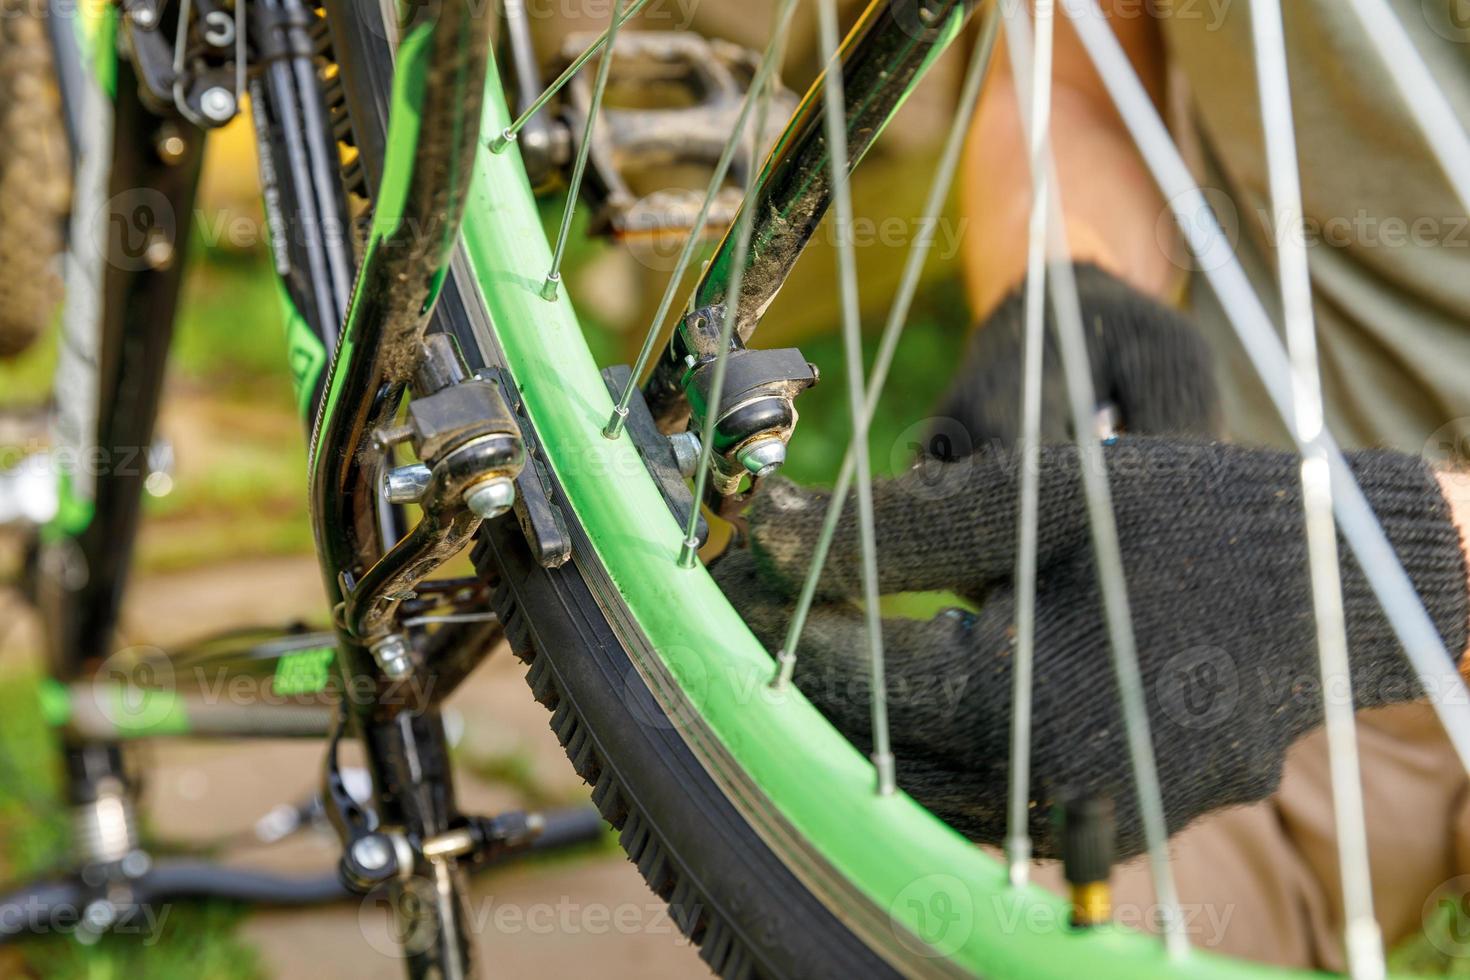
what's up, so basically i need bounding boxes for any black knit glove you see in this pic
[714,443,1469,859]
[935,263,1221,448]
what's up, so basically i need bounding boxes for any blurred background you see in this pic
[0,4,977,976]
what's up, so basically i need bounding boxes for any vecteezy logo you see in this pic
[891,417,975,502]
[92,646,178,733]
[360,877,442,958]
[890,875,974,958]
[1425,875,1470,956]
[1425,0,1470,42]
[91,188,177,273]
[1156,646,1239,730]
[1155,185,1240,273]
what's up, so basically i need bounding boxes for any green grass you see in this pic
[170,242,295,405]
[0,672,264,980]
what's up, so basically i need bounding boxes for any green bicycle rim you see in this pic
[459,49,1305,980]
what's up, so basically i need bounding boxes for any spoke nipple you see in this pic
[490,127,517,153]
[677,538,701,568]
[872,752,897,796]
[540,272,562,301]
[602,406,629,440]
[769,651,795,691]
[1005,836,1032,888]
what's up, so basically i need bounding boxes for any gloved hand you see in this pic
[935,262,1221,448]
[713,266,1470,860]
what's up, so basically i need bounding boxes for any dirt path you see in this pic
[110,556,705,979]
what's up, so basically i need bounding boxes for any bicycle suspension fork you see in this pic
[305,4,515,977]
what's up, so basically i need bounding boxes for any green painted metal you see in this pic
[103,684,190,736]
[276,281,328,421]
[272,646,337,696]
[310,20,432,466]
[38,678,71,728]
[458,49,1302,979]
[43,472,96,542]
[71,2,118,97]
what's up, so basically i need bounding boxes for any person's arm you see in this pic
[961,9,1470,673]
[961,3,1178,318]
[1437,472,1470,677]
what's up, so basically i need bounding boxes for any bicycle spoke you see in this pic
[1002,2,1187,954]
[1345,0,1470,215]
[1250,2,1383,974]
[677,6,790,569]
[1003,0,1057,894]
[771,7,1000,691]
[604,0,804,440]
[1061,0,1470,777]
[812,0,894,796]
[541,0,626,301]
[489,0,654,154]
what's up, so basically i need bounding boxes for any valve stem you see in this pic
[1057,795,1115,929]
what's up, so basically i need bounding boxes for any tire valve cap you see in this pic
[1056,795,1115,929]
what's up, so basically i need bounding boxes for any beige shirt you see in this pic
[1064,2,1470,968]
[1158,0,1470,460]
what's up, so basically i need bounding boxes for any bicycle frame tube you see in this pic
[308,0,491,714]
[642,0,980,421]
[695,0,980,339]
[40,8,205,683]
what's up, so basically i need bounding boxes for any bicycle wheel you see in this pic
[321,0,1462,977]
[0,2,68,358]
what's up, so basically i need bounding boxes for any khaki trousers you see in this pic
[1027,702,1470,971]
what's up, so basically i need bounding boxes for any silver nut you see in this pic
[155,125,187,164]
[351,835,393,872]
[82,900,116,932]
[464,477,516,520]
[199,87,237,124]
[131,5,157,28]
[370,635,413,681]
[669,431,701,478]
[736,438,786,479]
[384,464,432,504]
[120,849,152,879]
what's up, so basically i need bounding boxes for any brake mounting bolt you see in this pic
[736,437,787,479]
[200,87,236,124]
[465,477,516,520]
[351,834,393,873]
[370,635,413,680]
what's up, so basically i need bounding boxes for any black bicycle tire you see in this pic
[321,5,908,978]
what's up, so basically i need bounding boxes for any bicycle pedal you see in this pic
[559,32,797,244]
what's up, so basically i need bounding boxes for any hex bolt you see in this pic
[120,849,152,879]
[199,87,237,124]
[464,477,516,520]
[155,124,187,165]
[370,635,413,681]
[351,834,393,873]
[736,437,787,479]
[669,431,701,478]
[144,230,175,271]
[384,464,432,504]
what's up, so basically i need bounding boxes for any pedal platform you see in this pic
[559,31,797,243]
